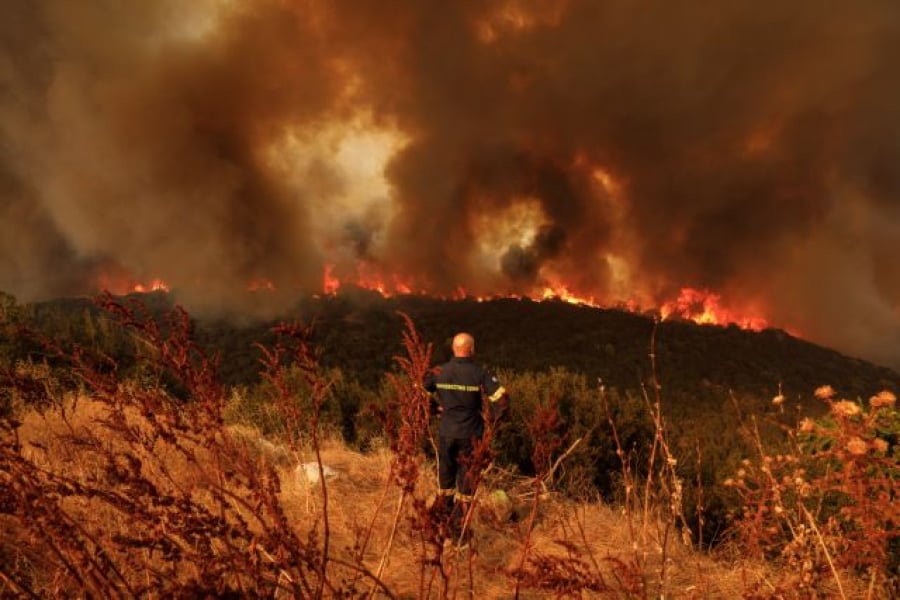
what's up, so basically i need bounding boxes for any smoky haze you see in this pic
[1,0,899,370]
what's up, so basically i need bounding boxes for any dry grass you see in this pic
[4,394,887,598]
[6,397,764,599]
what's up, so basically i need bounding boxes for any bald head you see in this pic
[452,332,475,357]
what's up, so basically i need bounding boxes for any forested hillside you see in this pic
[8,287,896,405]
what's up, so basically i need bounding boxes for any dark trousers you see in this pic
[438,436,476,497]
[437,436,476,537]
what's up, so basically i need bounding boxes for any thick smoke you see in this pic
[1,0,899,368]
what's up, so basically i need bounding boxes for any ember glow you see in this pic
[94,273,170,296]
[2,0,900,369]
[247,278,277,293]
[660,288,768,331]
[132,279,171,294]
[316,267,768,331]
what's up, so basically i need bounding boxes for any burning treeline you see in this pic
[1,0,900,368]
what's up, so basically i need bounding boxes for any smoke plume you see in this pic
[2,0,899,368]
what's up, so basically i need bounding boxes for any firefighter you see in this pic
[423,332,508,545]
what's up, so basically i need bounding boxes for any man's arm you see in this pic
[489,390,508,422]
[422,369,437,393]
[483,372,508,422]
[423,368,441,416]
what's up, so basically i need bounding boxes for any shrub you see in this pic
[491,368,654,500]
[726,386,899,595]
[0,296,392,597]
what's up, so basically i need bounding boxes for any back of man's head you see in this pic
[452,332,475,357]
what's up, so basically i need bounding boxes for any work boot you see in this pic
[429,494,456,542]
[450,526,473,553]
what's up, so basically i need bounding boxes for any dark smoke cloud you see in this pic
[501,224,567,281]
[1,0,899,369]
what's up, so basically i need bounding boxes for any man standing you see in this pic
[423,332,507,544]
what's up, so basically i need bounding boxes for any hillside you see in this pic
[16,288,900,406]
[288,288,900,403]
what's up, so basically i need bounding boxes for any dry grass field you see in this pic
[2,394,873,599]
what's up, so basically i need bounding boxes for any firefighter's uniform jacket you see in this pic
[423,356,506,439]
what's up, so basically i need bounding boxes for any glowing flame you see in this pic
[95,272,170,295]
[538,284,599,307]
[318,268,768,332]
[322,263,416,297]
[132,279,170,293]
[247,278,276,292]
[323,265,340,295]
[355,264,414,296]
[96,268,770,334]
[660,287,768,331]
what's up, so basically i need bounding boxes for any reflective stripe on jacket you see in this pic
[423,357,505,438]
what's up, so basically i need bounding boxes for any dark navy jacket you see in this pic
[423,357,506,439]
